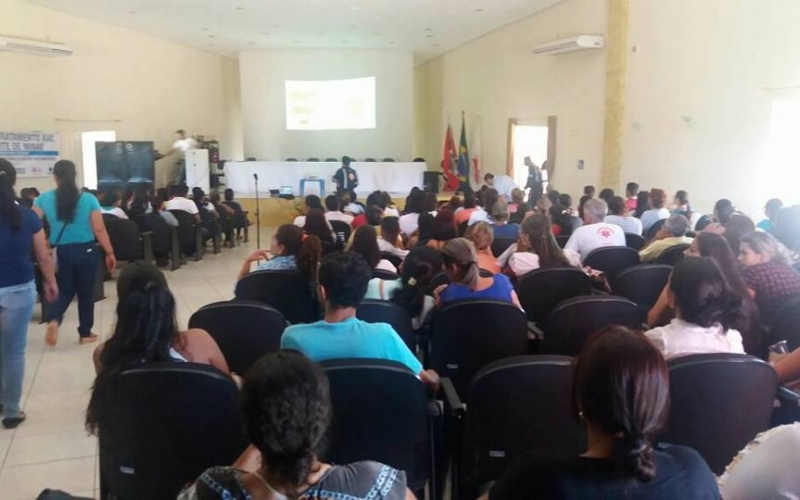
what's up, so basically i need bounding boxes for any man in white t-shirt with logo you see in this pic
[165,184,200,221]
[564,198,625,261]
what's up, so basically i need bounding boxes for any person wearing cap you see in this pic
[333,156,359,203]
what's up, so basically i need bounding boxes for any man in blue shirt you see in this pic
[281,252,439,389]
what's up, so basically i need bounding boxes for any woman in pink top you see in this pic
[454,191,478,226]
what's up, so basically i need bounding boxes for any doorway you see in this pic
[506,117,556,195]
[763,99,800,205]
[81,130,116,189]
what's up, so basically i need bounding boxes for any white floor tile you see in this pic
[5,431,96,466]
[0,457,95,500]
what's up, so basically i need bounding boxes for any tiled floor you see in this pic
[0,228,271,500]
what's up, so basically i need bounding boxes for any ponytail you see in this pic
[53,160,80,222]
[0,159,20,232]
[616,435,657,482]
[391,246,442,318]
[297,234,322,282]
[442,238,480,289]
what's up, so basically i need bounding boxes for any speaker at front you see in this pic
[423,171,440,194]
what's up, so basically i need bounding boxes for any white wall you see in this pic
[239,50,414,162]
[0,0,241,191]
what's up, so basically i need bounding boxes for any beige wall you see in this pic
[0,0,241,192]
[415,0,608,198]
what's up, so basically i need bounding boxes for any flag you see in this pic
[457,112,470,190]
[442,123,460,191]
[471,115,482,187]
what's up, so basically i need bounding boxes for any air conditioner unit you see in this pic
[0,36,73,57]
[532,35,604,56]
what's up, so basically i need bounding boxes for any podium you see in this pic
[186,149,210,192]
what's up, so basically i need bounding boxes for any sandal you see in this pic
[45,321,59,347]
[79,334,99,345]
[2,411,26,429]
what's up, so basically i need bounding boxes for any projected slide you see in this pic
[285,77,376,130]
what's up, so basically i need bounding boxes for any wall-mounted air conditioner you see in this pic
[532,35,604,56]
[0,36,73,56]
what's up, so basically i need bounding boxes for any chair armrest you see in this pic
[169,226,182,270]
[140,231,154,263]
[777,386,800,407]
[442,377,465,418]
[527,322,545,340]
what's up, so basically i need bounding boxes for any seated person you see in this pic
[604,196,642,235]
[324,194,354,225]
[192,187,217,215]
[499,214,581,278]
[468,188,499,226]
[222,188,244,214]
[304,208,335,248]
[237,225,322,282]
[179,351,414,499]
[640,188,671,232]
[426,208,458,250]
[366,246,442,329]
[100,191,129,219]
[377,216,409,260]
[491,198,520,239]
[454,191,478,225]
[757,198,783,233]
[347,225,397,273]
[483,326,719,500]
[639,214,693,263]
[399,190,425,237]
[551,194,583,237]
[739,231,800,318]
[702,198,736,234]
[407,212,434,249]
[564,199,625,261]
[165,184,200,221]
[465,222,501,275]
[624,182,639,212]
[435,238,520,307]
[341,192,364,216]
[509,188,531,224]
[293,194,324,227]
[644,257,746,360]
[380,191,400,217]
[281,252,438,388]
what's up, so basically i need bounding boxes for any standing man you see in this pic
[333,156,359,202]
[159,129,198,184]
[524,157,544,206]
[483,173,517,201]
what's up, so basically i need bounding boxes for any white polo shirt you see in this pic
[490,175,518,200]
[165,197,199,215]
[564,222,626,260]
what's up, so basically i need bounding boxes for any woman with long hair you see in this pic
[407,212,434,249]
[427,208,458,250]
[304,208,335,246]
[347,225,396,273]
[378,216,408,259]
[739,231,800,320]
[33,160,116,346]
[435,238,520,307]
[237,225,322,284]
[0,159,58,428]
[633,190,651,219]
[465,222,500,275]
[180,351,412,499]
[503,214,580,278]
[721,213,755,256]
[482,327,718,499]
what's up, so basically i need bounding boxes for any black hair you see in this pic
[342,156,351,166]
[348,225,381,269]
[241,351,331,498]
[324,195,340,211]
[366,205,384,226]
[319,251,372,308]
[546,190,561,207]
[305,195,322,211]
[765,198,783,219]
[86,262,178,434]
[626,182,639,196]
[463,191,477,209]
[574,326,669,483]
[559,193,573,208]
[0,159,20,232]
[431,208,457,241]
[584,185,595,196]
[670,257,748,332]
[713,199,735,225]
[391,246,442,317]
[224,188,235,202]
[173,184,189,197]
[128,187,150,217]
[607,196,626,216]
[423,192,438,213]
[366,191,387,210]
[381,216,402,246]
[484,173,495,181]
[101,190,120,208]
[304,209,333,244]
[274,225,322,281]
[722,213,755,256]
[53,160,80,222]
[634,191,651,218]
[405,190,425,214]
[598,188,615,205]
[416,212,434,243]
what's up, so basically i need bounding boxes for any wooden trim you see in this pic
[547,115,557,181]
[505,118,518,176]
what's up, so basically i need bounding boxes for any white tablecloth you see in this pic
[224,161,427,197]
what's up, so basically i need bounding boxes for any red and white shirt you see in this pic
[564,222,626,261]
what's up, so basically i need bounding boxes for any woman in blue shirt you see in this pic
[0,159,58,428]
[33,160,116,347]
[236,224,322,283]
[435,237,521,308]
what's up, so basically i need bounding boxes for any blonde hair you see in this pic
[441,238,480,288]
[491,197,509,222]
[465,222,493,251]
[740,232,791,266]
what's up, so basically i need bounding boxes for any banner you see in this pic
[0,131,60,177]
[442,123,460,191]
[457,113,470,190]
[471,115,482,187]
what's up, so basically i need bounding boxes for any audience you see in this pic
[236,225,322,283]
[491,198,520,239]
[604,196,643,235]
[640,188,670,232]
[304,208,336,248]
[179,351,413,499]
[347,225,397,273]
[756,198,783,233]
[435,238,520,307]
[427,208,458,250]
[222,188,244,215]
[407,212,434,248]
[324,194,354,225]
[293,195,324,227]
[624,182,639,212]
[644,257,746,360]
[483,326,719,499]
[639,214,693,263]
[399,189,425,237]
[165,184,199,220]
[597,188,615,206]
[508,188,531,224]
[671,190,695,223]
[341,191,364,216]
[377,216,409,259]
[720,213,756,256]
[551,193,582,236]
[564,199,625,261]
[100,191,129,219]
[468,188,499,226]
[454,191,478,226]
[500,214,580,278]
[465,222,501,275]
[739,231,800,319]
[703,198,736,233]
[483,172,517,200]
[633,189,651,219]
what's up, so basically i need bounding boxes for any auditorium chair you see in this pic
[610,264,673,311]
[382,157,396,162]
[214,205,236,248]
[645,218,667,241]
[285,157,298,161]
[555,235,570,249]
[517,267,593,326]
[490,237,516,258]
[325,157,338,162]
[656,243,690,266]
[430,300,528,400]
[660,353,777,474]
[373,269,399,281]
[539,295,644,356]
[381,251,404,269]
[329,220,352,249]
[356,299,415,350]
[766,294,800,350]
[307,157,320,162]
[188,300,287,375]
[364,158,377,162]
[582,246,640,280]
[413,157,426,162]
[103,217,154,264]
[169,209,204,261]
[625,232,646,250]
[235,270,320,324]
[443,355,585,500]
[133,213,181,270]
[320,359,435,495]
[195,204,222,254]
[428,272,450,294]
[97,363,247,499]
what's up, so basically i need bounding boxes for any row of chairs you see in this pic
[284,157,427,163]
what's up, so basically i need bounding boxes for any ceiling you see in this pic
[29,0,562,63]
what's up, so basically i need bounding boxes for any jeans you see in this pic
[46,242,99,337]
[0,280,36,418]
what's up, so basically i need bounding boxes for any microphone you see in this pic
[253,173,258,181]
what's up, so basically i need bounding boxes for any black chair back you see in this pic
[325,157,338,162]
[134,214,171,256]
[517,267,592,325]
[661,353,777,474]
[461,356,586,495]
[105,218,145,262]
[382,158,396,162]
[329,220,352,249]
[307,157,320,162]
[431,300,528,399]
[381,252,404,269]
[169,209,200,255]
[373,269,399,280]
[555,235,570,249]
[235,270,319,324]
[645,218,667,240]
[767,295,800,350]
[656,244,690,266]
[428,272,449,294]
[357,299,415,350]
[490,237,516,258]
[320,359,430,491]
[98,363,247,499]
[188,300,287,375]
[625,233,646,250]
[583,246,640,279]
[611,264,673,311]
[364,158,377,162]
[541,295,644,355]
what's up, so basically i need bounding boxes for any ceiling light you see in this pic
[433,44,440,47]
[294,40,301,44]
[208,35,216,38]
[426,35,433,38]
[262,32,269,35]
[476,8,484,12]
[236,6,244,10]
[128,10,137,14]
[425,28,432,31]
[273,24,281,28]
[201,27,208,31]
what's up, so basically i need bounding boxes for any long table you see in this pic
[224,161,427,198]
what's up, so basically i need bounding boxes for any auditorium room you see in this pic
[2,0,800,498]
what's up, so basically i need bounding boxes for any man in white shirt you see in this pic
[565,198,626,261]
[324,195,354,225]
[293,195,325,227]
[483,173,518,200]
[160,129,198,184]
[604,196,643,235]
[164,185,200,221]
